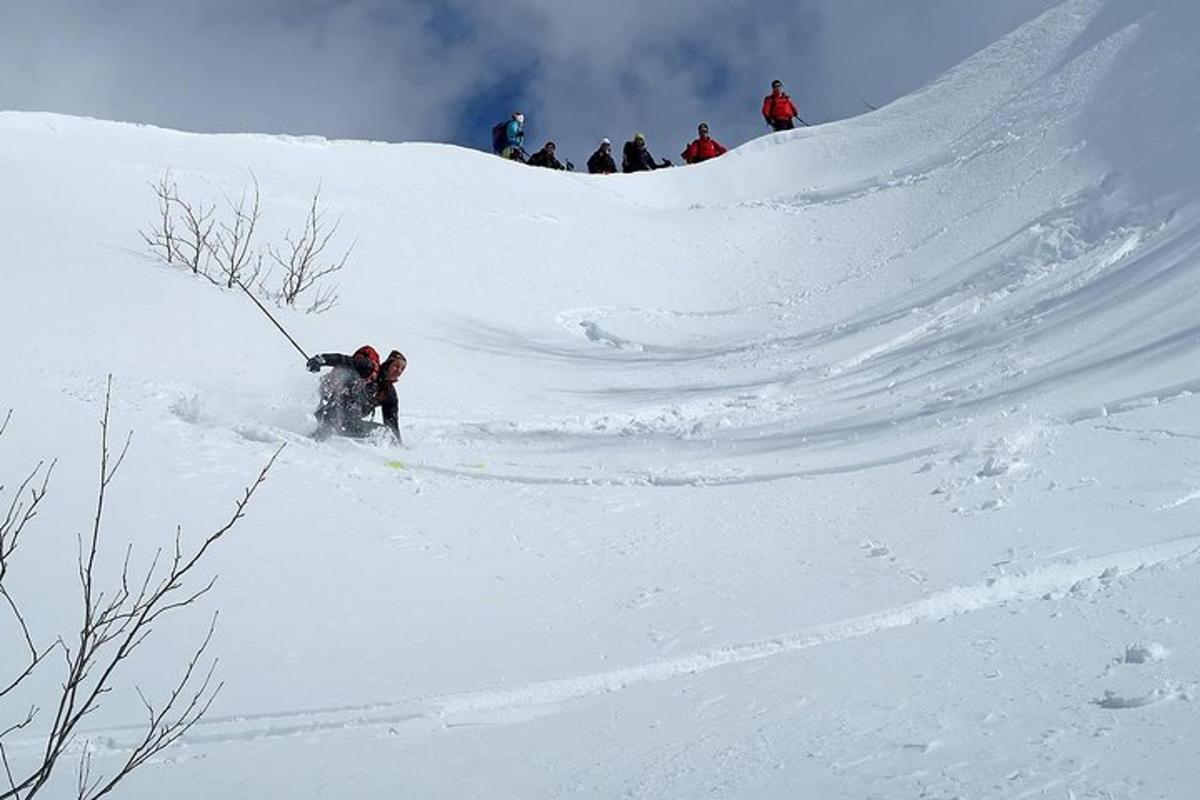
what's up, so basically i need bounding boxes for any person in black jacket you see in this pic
[587,138,617,174]
[622,133,670,173]
[527,141,567,170]
[306,345,407,443]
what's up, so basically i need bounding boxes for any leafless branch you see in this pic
[213,173,263,290]
[1,741,18,795]
[269,184,353,313]
[0,413,57,702]
[83,616,223,800]
[0,382,284,800]
[303,283,340,315]
[0,709,35,744]
[170,192,218,281]
[138,170,177,265]
[138,170,217,280]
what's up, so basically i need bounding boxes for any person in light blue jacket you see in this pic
[492,112,526,162]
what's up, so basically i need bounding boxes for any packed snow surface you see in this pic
[2,0,1199,797]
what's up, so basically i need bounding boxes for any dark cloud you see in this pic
[0,0,1057,162]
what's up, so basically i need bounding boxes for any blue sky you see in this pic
[0,0,1055,163]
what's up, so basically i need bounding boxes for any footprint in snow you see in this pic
[1122,642,1168,664]
[977,456,1019,478]
[1095,685,1180,709]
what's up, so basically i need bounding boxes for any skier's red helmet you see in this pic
[354,345,381,379]
[354,345,381,367]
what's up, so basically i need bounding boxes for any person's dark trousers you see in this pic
[313,400,364,439]
[769,118,795,132]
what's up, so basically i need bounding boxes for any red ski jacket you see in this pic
[681,137,727,164]
[762,92,798,122]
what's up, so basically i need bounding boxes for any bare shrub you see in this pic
[139,169,216,281]
[212,174,263,290]
[0,383,282,799]
[172,192,218,282]
[141,173,350,313]
[268,185,354,314]
[139,171,177,266]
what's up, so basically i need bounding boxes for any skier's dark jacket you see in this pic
[622,140,660,173]
[313,352,400,439]
[587,147,617,174]
[527,147,566,170]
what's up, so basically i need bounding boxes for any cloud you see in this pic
[0,0,474,140]
[0,0,1058,162]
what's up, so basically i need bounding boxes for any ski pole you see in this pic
[235,279,310,361]
[797,117,811,127]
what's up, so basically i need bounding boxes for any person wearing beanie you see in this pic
[587,137,617,174]
[622,132,671,173]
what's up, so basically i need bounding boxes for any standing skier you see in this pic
[681,122,727,164]
[492,112,527,161]
[306,346,407,443]
[762,79,800,131]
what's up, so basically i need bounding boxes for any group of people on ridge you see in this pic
[494,79,803,174]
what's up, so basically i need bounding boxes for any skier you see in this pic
[762,79,800,131]
[527,141,567,170]
[587,138,617,174]
[492,112,527,161]
[306,346,407,443]
[622,133,671,173]
[681,122,727,164]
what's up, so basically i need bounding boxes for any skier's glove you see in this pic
[306,355,325,372]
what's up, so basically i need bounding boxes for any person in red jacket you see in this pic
[681,122,727,164]
[762,79,800,131]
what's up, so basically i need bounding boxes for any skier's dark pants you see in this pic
[314,400,376,440]
[769,118,795,132]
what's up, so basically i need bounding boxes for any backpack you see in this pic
[491,122,508,154]
[319,345,379,408]
[354,345,381,375]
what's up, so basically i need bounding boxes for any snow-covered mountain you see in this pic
[2,0,1198,797]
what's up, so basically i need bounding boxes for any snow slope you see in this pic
[2,0,1199,796]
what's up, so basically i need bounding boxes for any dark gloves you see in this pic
[306,355,326,372]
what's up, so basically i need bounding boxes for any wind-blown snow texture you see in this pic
[2,0,1199,797]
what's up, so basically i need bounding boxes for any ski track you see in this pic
[48,531,1200,756]
[389,446,941,488]
[1155,489,1200,513]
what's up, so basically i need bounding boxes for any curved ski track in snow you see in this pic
[59,532,1200,753]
